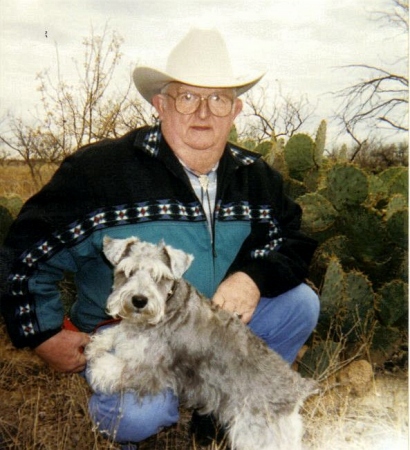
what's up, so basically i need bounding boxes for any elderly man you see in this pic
[1,28,319,448]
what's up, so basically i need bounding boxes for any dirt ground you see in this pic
[0,320,407,450]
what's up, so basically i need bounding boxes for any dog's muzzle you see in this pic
[130,281,178,312]
[132,295,148,309]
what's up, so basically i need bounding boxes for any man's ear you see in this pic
[232,98,243,120]
[152,94,166,119]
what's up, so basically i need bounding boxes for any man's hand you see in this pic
[34,329,90,373]
[212,272,260,324]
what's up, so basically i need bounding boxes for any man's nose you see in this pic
[197,97,211,118]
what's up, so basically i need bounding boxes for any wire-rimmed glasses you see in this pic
[163,91,235,117]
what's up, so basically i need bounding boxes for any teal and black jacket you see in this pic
[1,125,317,348]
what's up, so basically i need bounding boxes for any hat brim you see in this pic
[133,66,265,104]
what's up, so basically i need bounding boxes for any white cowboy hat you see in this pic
[133,28,265,103]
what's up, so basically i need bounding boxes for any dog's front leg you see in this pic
[85,326,126,394]
[86,325,119,356]
[87,351,126,394]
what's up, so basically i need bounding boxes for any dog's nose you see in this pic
[132,295,148,309]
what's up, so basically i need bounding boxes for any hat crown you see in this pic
[165,29,235,86]
[133,27,265,103]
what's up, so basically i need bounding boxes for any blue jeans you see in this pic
[87,283,319,443]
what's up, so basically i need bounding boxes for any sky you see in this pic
[0,0,408,148]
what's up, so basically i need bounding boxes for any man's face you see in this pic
[152,83,243,157]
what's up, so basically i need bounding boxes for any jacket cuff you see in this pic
[1,312,62,349]
[238,259,304,299]
[28,327,62,349]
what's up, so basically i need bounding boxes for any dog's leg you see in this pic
[86,326,127,394]
[87,352,126,394]
[228,407,304,450]
[86,325,119,356]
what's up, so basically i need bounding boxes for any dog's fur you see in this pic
[85,236,317,450]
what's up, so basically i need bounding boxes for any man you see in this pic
[1,28,319,448]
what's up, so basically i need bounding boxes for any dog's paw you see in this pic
[87,353,124,393]
[85,328,117,357]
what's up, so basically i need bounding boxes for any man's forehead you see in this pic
[167,82,234,95]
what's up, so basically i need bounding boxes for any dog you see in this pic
[85,236,317,450]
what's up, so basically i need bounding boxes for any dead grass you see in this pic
[303,373,408,450]
[0,323,104,450]
[0,163,56,200]
[0,320,407,450]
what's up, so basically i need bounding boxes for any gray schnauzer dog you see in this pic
[85,236,317,450]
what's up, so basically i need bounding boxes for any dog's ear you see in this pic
[103,236,139,266]
[163,245,194,279]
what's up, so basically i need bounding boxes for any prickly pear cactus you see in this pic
[283,178,307,200]
[324,163,369,210]
[344,271,375,336]
[277,127,407,368]
[371,323,402,364]
[318,257,345,330]
[298,193,338,235]
[376,280,408,327]
[314,119,327,166]
[266,138,288,176]
[254,141,274,157]
[367,174,389,208]
[303,168,322,193]
[385,194,408,250]
[318,257,375,342]
[309,235,353,287]
[299,341,340,379]
[340,205,388,263]
[284,134,317,180]
[386,207,408,250]
[386,194,408,217]
[379,166,408,200]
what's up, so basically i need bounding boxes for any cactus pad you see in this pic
[298,193,338,234]
[376,280,408,327]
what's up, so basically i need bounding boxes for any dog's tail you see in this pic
[300,377,320,400]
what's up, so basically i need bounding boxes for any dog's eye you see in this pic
[114,271,128,285]
[132,296,148,309]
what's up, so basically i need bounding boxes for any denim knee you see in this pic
[293,283,320,333]
[88,388,179,443]
[249,283,320,363]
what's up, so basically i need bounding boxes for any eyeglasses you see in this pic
[163,91,235,117]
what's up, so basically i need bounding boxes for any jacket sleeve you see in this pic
[227,163,317,298]
[0,154,89,348]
